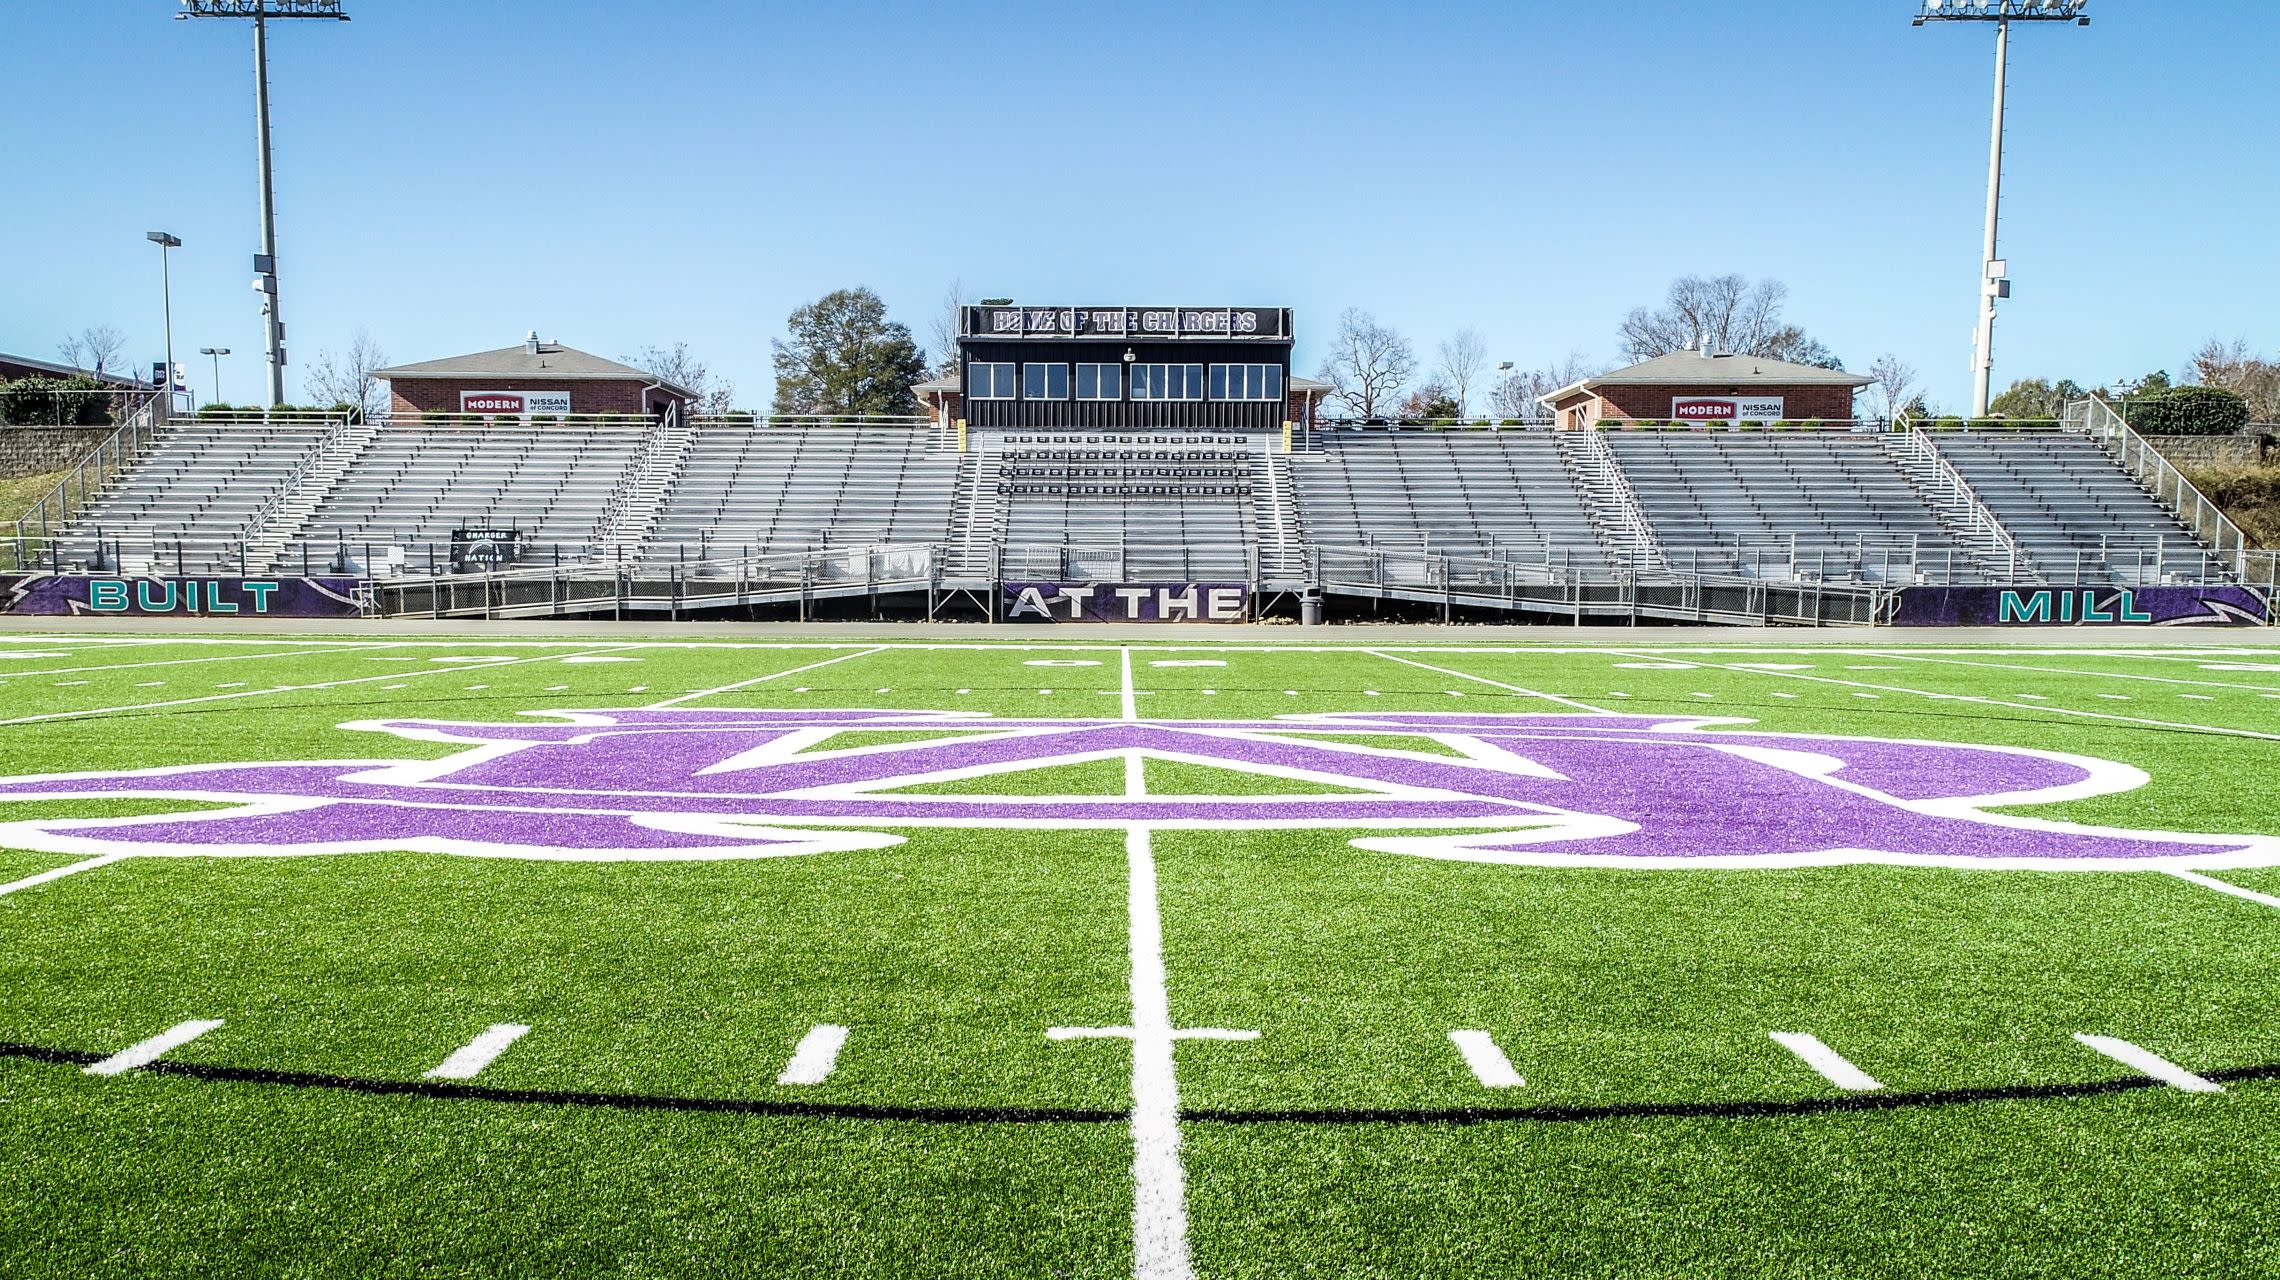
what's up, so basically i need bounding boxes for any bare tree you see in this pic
[1492,352,1600,423]
[627,342,737,415]
[1316,308,1416,420]
[1867,354,1920,425]
[1437,328,1489,421]
[58,325,128,379]
[1618,275,1841,368]
[302,330,391,417]
[928,278,968,377]
[2190,338,2280,423]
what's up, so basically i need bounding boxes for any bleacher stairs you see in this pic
[1559,429,1666,573]
[595,405,696,561]
[246,414,381,573]
[1880,424,2027,581]
[944,450,1004,581]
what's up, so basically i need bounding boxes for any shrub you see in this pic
[0,376,111,426]
[2132,386,2252,436]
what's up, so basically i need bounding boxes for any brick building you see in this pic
[375,334,690,418]
[1539,350,1872,429]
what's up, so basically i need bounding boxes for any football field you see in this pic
[2,629,2279,1278]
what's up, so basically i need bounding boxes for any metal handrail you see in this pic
[6,392,166,563]
[1573,427,1667,570]
[1890,414,2025,578]
[2064,398,2255,580]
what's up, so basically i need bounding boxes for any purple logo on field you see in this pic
[0,710,2272,870]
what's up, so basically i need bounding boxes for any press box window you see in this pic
[1075,363,1122,400]
[1131,364,1205,401]
[969,362,1017,400]
[1022,363,1069,400]
[1209,364,1284,401]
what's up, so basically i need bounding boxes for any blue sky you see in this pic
[5,0,2274,410]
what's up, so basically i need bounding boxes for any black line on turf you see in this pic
[2,1039,2269,1127]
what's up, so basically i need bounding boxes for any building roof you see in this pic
[1542,350,1872,405]
[0,352,148,387]
[373,339,692,396]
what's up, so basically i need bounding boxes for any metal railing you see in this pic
[1571,427,1667,570]
[1889,415,2024,578]
[4,392,167,571]
[2064,398,2257,580]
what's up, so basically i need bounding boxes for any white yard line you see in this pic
[643,647,887,708]
[2071,1033,2222,1093]
[1447,1030,1525,1088]
[2166,870,2280,911]
[0,643,401,681]
[425,1023,532,1080]
[1769,1032,1882,1092]
[85,1019,225,1077]
[0,854,128,898]
[1364,652,1617,714]
[1600,649,2280,743]
[776,1024,850,1086]
[1868,651,2280,696]
[0,645,642,728]
[1119,647,1141,721]
[1123,824,1191,1280]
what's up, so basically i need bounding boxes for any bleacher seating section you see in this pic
[644,423,960,564]
[56,416,333,573]
[1605,431,1983,583]
[39,415,2241,597]
[1929,431,2221,584]
[1288,431,1609,574]
[282,420,645,572]
[989,433,1259,580]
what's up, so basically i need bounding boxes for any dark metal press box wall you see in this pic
[958,306,1293,432]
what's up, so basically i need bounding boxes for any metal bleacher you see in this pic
[53,414,334,573]
[1287,430,1610,575]
[282,418,646,572]
[1605,430,1984,584]
[1929,430,2225,584]
[990,433,1262,581]
[642,421,960,566]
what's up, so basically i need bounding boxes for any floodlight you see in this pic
[1913,0,2090,414]
[175,1,350,407]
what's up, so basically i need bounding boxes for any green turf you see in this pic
[2,633,2279,1278]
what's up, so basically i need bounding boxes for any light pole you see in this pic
[1496,361,1514,423]
[176,1,351,409]
[147,231,182,415]
[1914,0,2089,418]
[200,347,232,407]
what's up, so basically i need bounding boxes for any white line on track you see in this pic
[1447,1030,1525,1088]
[1364,652,1617,714]
[0,645,644,728]
[425,1023,531,1080]
[644,647,887,708]
[85,1019,225,1076]
[2071,1033,2222,1093]
[776,1024,850,1085]
[2166,870,2280,911]
[1769,1032,1882,1091]
[1599,649,2280,743]
[0,854,128,898]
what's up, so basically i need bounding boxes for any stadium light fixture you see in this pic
[199,347,232,406]
[176,0,351,409]
[1914,0,2089,417]
[148,232,183,413]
